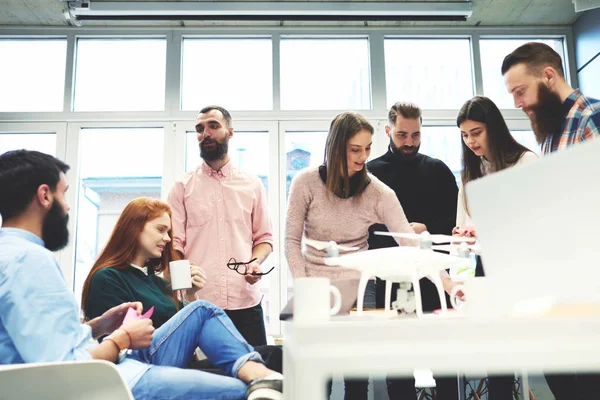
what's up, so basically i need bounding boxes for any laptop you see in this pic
[279,278,361,321]
[466,137,600,303]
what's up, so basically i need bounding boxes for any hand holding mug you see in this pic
[185,264,207,296]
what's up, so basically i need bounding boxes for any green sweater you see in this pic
[86,266,182,329]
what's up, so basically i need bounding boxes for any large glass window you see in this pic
[480,38,565,109]
[284,130,327,199]
[181,38,273,111]
[511,130,541,156]
[280,38,371,110]
[0,39,67,112]
[73,39,167,111]
[0,29,573,336]
[420,126,462,182]
[73,127,164,305]
[384,38,474,109]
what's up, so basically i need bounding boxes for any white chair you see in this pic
[0,360,134,400]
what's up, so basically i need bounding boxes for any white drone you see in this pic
[304,231,476,317]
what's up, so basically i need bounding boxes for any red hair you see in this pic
[81,197,181,318]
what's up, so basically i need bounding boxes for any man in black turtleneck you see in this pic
[367,102,459,400]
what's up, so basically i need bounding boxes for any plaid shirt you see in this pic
[542,90,600,154]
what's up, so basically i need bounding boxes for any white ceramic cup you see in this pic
[169,260,193,290]
[293,277,342,324]
[450,277,502,317]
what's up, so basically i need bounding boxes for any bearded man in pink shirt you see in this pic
[167,105,274,346]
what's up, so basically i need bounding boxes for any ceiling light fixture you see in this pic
[66,1,473,22]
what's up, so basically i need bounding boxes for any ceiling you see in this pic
[0,0,582,27]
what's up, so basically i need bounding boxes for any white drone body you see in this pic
[305,232,475,317]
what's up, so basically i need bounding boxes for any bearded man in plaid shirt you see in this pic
[502,42,600,400]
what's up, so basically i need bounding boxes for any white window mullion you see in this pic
[471,33,484,96]
[61,122,82,290]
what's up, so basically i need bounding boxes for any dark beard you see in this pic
[527,84,565,145]
[200,137,229,161]
[42,200,69,252]
[390,138,420,160]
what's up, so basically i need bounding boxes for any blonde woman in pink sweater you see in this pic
[284,111,462,400]
[285,111,458,287]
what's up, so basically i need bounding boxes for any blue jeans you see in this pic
[130,300,263,400]
[363,279,377,309]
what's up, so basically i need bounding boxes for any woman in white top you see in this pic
[454,95,538,400]
[454,95,538,237]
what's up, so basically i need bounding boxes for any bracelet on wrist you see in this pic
[118,328,133,349]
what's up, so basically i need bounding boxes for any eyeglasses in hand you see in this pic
[227,257,275,276]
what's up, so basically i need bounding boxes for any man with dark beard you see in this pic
[367,102,459,400]
[503,42,600,155]
[503,42,600,400]
[167,105,273,347]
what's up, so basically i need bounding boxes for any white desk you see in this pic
[282,315,600,399]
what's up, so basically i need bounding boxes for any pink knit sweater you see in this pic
[285,167,416,280]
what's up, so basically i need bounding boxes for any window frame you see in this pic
[62,121,170,294]
[0,26,576,337]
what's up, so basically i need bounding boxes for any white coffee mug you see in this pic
[450,277,503,317]
[293,277,342,324]
[170,260,193,290]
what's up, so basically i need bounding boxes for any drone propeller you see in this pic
[304,238,359,252]
[374,231,476,244]
[432,243,481,254]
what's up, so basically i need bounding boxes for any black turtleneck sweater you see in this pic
[367,150,458,248]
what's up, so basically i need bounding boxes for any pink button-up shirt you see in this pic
[167,160,273,310]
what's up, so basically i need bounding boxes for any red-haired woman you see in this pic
[81,197,282,400]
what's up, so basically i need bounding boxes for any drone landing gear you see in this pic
[391,282,417,314]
